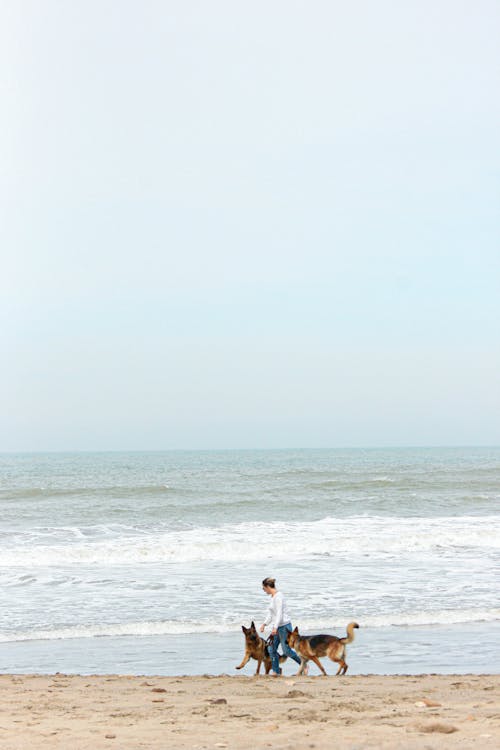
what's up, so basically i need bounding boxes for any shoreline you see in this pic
[2,622,499,677]
[1,673,498,749]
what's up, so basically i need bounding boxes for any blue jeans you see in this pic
[269,623,301,674]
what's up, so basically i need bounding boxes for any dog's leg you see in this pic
[296,658,307,676]
[310,655,328,676]
[255,658,262,675]
[235,653,251,670]
[334,659,347,675]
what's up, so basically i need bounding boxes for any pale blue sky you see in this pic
[1,1,499,450]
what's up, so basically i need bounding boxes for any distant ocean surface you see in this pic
[1,448,499,675]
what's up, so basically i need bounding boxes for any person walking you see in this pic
[259,576,303,676]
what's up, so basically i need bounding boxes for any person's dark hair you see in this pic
[262,577,276,589]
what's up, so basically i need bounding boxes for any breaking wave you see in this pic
[1,608,498,643]
[0,515,498,567]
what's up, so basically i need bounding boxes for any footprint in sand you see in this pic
[412,721,458,734]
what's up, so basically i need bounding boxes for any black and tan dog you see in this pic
[286,622,359,676]
[235,621,287,675]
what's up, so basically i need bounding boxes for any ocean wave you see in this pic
[0,515,498,567]
[0,484,178,501]
[1,608,498,643]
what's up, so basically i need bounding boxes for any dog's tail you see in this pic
[340,622,359,644]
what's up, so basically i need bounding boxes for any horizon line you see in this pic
[1,444,499,455]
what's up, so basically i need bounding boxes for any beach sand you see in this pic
[0,673,498,749]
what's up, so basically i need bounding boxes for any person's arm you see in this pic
[260,601,274,633]
[272,593,284,634]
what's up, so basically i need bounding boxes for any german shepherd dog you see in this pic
[235,621,288,675]
[286,622,359,676]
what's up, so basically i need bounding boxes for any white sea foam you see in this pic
[0,515,498,567]
[1,608,498,643]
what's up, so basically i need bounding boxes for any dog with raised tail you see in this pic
[286,622,359,676]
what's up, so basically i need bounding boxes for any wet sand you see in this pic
[0,673,498,749]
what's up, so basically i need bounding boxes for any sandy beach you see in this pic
[0,673,498,749]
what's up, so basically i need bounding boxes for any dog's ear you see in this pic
[242,625,248,633]
[250,621,256,630]
[293,626,298,633]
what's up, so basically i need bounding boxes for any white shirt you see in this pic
[263,591,291,630]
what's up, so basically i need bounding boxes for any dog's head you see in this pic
[241,621,257,633]
[286,626,300,648]
[241,621,260,643]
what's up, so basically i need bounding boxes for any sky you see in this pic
[1,1,499,451]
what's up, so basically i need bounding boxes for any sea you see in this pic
[1,448,499,676]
